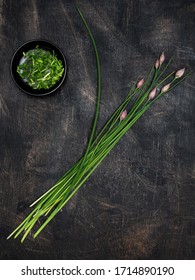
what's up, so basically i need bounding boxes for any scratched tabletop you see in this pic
[0,0,194,259]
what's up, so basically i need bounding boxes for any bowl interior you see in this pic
[11,40,66,96]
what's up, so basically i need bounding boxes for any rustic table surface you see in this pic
[0,0,194,260]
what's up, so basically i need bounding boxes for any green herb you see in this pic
[8,8,190,242]
[17,47,64,90]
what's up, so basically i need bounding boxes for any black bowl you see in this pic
[11,40,67,96]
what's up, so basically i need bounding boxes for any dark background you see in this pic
[0,0,194,260]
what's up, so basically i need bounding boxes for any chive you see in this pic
[17,48,64,90]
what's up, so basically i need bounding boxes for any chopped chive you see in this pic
[17,48,64,90]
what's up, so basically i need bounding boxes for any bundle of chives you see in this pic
[7,8,189,242]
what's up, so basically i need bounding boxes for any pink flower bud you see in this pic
[136,78,144,89]
[175,68,185,79]
[159,51,165,65]
[148,87,157,100]
[120,110,127,121]
[155,59,160,69]
[161,83,171,93]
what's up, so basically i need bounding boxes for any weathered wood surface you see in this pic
[0,0,194,259]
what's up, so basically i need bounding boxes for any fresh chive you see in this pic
[17,48,64,90]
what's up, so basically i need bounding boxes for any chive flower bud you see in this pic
[155,59,160,69]
[136,78,144,89]
[120,110,127,121]
[159,51,165,65]
[148,87,157,100]
[161,83,171,93]
[175,68,185,79]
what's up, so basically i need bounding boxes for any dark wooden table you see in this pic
[0,0,194,260]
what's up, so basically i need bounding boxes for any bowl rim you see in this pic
[10,39,67,96]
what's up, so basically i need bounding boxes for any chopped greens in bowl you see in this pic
[17,46,64,90]
[11,40,66,96]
